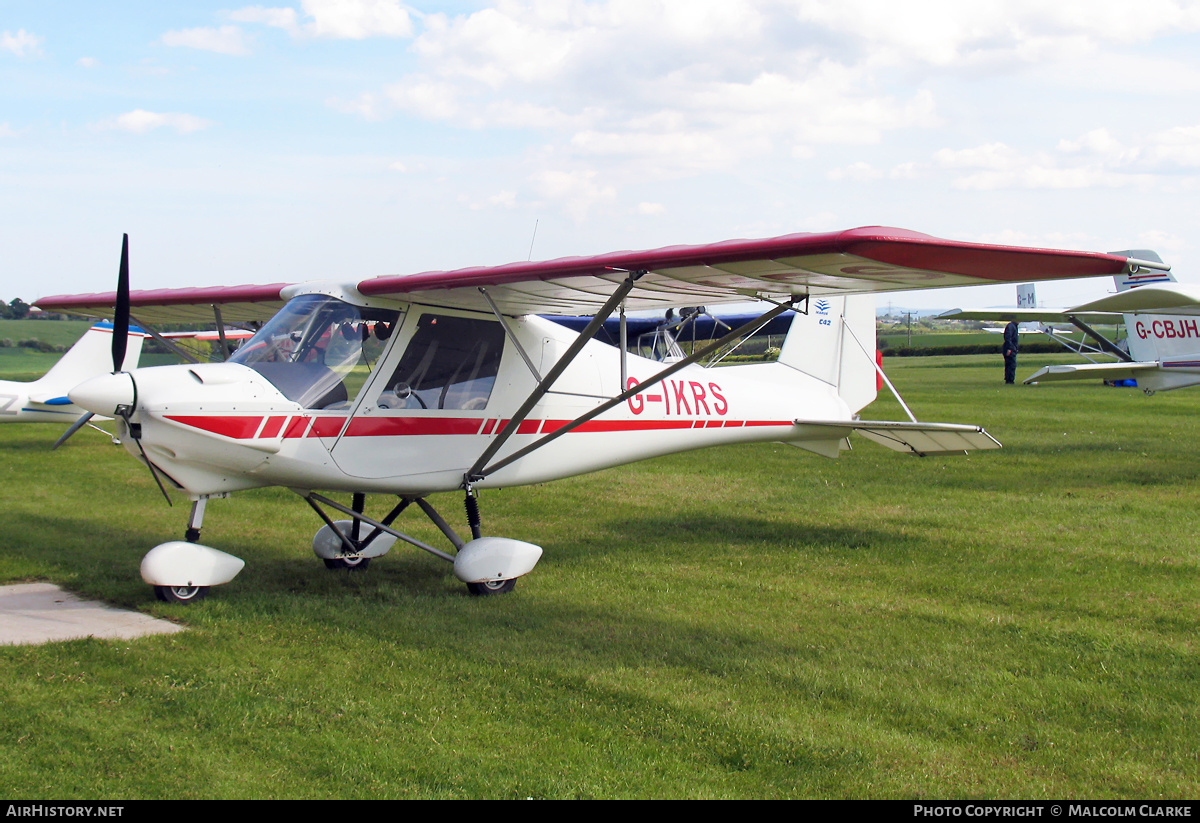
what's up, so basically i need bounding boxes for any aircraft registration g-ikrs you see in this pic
[36,228,1139,603]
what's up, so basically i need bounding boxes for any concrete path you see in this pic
[0,583,185,645]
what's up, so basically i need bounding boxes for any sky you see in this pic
[3,0,1200,312]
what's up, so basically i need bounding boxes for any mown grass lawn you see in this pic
[0,354,1195,798]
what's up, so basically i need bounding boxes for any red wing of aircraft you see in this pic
[36,227,1136,602]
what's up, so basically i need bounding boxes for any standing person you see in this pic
[1003,319,1019,384]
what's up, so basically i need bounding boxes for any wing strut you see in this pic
[839,310,917,423]
[478,287,542,381]
[128,313,203,364]
[1064,315,1134,362]
[469,298,796,482]
[465,270,647,483]
[212,305,230,361]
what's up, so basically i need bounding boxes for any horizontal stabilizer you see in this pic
[795,419,1001,456]
[1024,362,1157,384]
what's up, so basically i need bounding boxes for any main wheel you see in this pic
[323,556,371,571]
[466,578,516,596]
[154,585,209,604]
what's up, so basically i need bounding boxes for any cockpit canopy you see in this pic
[229,294,400,409]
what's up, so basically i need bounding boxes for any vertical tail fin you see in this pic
[1112,250,1173,292]
[777,294,877,415]
[1107,250,1185,365]
[1016,283,1036,308]
[37,323,147,395]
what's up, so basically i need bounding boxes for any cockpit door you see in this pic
[330,310,508,481]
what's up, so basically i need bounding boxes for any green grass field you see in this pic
[0,353,1196,798]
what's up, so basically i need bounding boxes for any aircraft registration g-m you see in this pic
[36,228,1141,603]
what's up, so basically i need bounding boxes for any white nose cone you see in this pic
[69,372,136,417]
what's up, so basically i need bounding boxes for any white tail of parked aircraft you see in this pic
[1022,251,1200,393]
[0,322,147,423]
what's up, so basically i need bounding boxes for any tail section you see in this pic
[777,294,877,415]
[1112,250,1173,292]
[1016,283,1037,308]
[31,323,147,401]
[1106,250,1193,367]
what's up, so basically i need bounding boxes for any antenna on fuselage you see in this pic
[527,219,539,261]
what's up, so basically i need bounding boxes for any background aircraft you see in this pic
[37,228,1140,603]
[0,322,146,425]
[1023,277,1200,393]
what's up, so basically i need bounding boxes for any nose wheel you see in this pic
[154,585,210,604]
[466,578,517,596]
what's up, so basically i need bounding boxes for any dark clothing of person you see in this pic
[1002,321,1019,384]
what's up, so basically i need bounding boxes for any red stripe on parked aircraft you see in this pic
[165,415,265,439]
[345,417,491,437]
[259,416,286,439]
[283,417,311,438]
[164,414,795,440]
[308,417,347,438]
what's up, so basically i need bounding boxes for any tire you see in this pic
[154,585,209,604]
[466,578,516,596]
[323,556,371,571]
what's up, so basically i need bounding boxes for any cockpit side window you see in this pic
[377,314,504,411]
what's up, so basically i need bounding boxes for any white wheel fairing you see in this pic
[311,520,396,560]
[140,541,245,587]
[452,536,543,583]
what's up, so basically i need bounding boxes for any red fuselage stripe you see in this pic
[164,414,795,439]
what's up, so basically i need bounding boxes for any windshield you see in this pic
[230,294,401,409]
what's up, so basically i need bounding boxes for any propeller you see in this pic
[54,236,131,450]
[57,236,173,505]
[111,233,130,372]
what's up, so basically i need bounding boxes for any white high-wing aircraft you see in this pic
[943,252,1200,393]
[938,251,1174,368]
[1022,274,1200,393]
[36,228,1140,603]
[0,322,146,424]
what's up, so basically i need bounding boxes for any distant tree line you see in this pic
[0,298,31,319]
[0,299,72,320]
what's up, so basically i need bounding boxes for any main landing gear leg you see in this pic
[302,490,542,597]
[321,492,373,570]
[184,497,206,543]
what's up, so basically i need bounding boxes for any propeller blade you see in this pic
[51,412,95,450]
[111,234,130,372]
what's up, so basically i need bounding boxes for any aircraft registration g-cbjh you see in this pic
[37,228,1144,603]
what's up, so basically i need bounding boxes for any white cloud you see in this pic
[1,29,44,58]
[1146,124,1200,167]
[934,143,1024,171]
[97,110,214,135]
[229,6,301,36]
[0,122,16,137]
[637,202,666,215]
[230,0,414,39]
[77,57,99,69]
[161,26,251,56]
[933,122,1200,191]
[791,0,1200,69]
[827,161,883,181]
[531,168,617,222]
